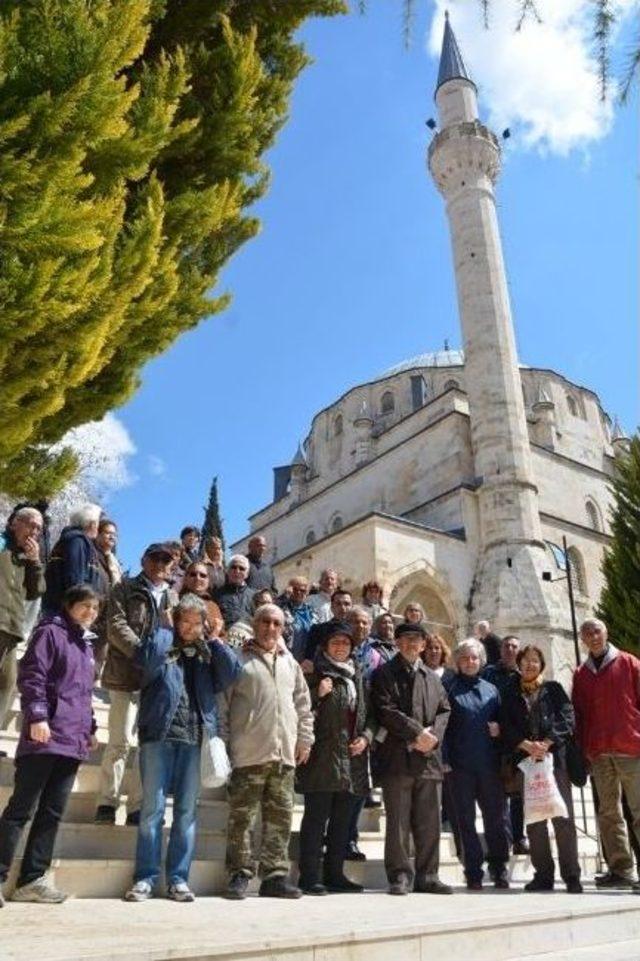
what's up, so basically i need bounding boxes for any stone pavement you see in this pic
[3,889,640,961]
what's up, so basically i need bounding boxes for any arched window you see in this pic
[334,414,343,436]
[585,500,602,532]
[304,529,316,547]
[330,515,343,534]
[567,395,579,417]
[567,547,587,595]
[380,391,395,415]
[444,379,460,392]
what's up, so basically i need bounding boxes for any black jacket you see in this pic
[213,582,255,628]
[500,680,575,770]
[371,655,450,781]
[480,632,502,666]
[296,651,373,797]
[246,556,277,593]
[305,617,340,661]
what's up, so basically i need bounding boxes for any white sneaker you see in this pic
[12,876,67,903]
[124,880,153,902]
[167,881,195,902]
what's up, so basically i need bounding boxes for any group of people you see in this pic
[1,502,640,907]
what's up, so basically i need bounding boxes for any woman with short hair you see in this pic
[403,602,425,626]
[445,638,510,890]
[180,561,225,639]
[501,644,582,893]
[422,633,455,689]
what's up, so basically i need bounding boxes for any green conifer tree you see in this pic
[202,475,225,554]
[0,0,344,498]
[597,433,640,654]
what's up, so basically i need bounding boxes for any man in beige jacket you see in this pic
[220,603,314,900]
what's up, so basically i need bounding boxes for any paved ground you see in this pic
[2,888,640,961]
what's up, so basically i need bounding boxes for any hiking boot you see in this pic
[124,880,153,902]
[167,881,195,902]
[224,873,249,900]
[595,871,633,889]
[259,876,302,899]
[414,878,453,894]
[12,876,67,903]
[94,804,117,825]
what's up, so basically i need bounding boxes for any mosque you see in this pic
[231,16,628,681]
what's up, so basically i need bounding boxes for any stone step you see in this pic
[514,941,640,961]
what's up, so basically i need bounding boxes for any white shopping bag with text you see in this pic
[201,734,232,788]
[518,754,568,825]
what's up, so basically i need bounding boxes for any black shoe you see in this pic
[224,873,249,900]
[325,875,363,893]
[300,881,327,895]
[0,750,8,759]
[259,876,302,899]
[414,878,453,894]
[595,871,633,889]
[388,875,410,896]
[125,811,140,827]
[566,878,583,894]
[493,874,510,890]
[94,804,117,825]
[524,877,554,892]
[345,842,366,862]
[466,879,483,891]
[512,839,530,855]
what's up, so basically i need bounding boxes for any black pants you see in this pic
[449,767,509,883]
[506,792,525,844]
[299,791,358,885]
[347,794,366,847]
[527,766,580,884]
[0,753,79,886]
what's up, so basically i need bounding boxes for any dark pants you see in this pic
[381,775,441,884]
[506,793,525,845]
[347,794,366,847]
[527,766,580,884]
[0,753,79,886]
[299,791,357,885]
[449,767,509,883]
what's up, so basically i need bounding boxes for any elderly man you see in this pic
[306,569,339,624]
[221,603,314,900]
[303,589,353,666]
[95,543,178,826]
[214,555,255,631]
[0,508,46,736]
[573,618,640,889]
[483,635,528,855]
[474,619,501,666]
[277,577,316,661]
[372,623,452,895]
[43,503,102,613]
[245,535,277,594]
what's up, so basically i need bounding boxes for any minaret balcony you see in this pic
[428,121,501,193]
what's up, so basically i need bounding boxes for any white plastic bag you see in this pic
[201,735,231,788]
[518,755,568,825]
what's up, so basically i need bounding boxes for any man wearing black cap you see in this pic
[95,544,178,825]
[371,622,452,896]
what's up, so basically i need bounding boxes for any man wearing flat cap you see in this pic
[371,622,452,896]
[96,543,179,825]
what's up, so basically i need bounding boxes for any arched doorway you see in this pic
[389,568,459,646]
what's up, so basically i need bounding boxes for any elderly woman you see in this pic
[403,602,426,626]
[180,561,225,639]
[422,633,455,689]
[445,638,510,890]
[501,645,582,893]
[202,536,226,592]
[371,612,397,664]
[297,622,373,894]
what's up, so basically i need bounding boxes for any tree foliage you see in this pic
[597,434,640,654]
[0,0,344,498]
[202,474,226,554]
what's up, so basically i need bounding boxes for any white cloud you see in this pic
[147,454,167,477]
[427,0,636,154]
[61,413,137,496]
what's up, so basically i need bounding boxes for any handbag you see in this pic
[565,736,588,787]
[200,734,231,788]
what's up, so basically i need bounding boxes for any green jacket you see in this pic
[0,547,45,643]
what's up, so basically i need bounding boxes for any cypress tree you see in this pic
[597,433,640,654]
[202,475,225,554]
[0,0,344,498]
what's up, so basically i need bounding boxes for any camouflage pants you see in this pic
[225,762,295,880]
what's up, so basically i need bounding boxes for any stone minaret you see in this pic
[428,14,565,654]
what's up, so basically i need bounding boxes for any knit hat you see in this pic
[321,622,355,648]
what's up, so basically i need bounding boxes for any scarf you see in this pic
[323,653,357,709]
[520,673,544,695]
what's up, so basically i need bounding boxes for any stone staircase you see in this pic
[0,694,603,898]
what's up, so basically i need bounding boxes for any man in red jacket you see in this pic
[572,618,640,889]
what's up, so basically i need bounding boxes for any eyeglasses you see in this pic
[229,564,247,571]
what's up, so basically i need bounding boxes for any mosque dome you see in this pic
[381,348,465,378]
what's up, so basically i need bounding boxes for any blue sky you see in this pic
[102,1,638,571]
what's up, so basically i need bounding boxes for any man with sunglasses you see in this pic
[213,555,255,631]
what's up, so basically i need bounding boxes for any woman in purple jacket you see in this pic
[0,585,100,906]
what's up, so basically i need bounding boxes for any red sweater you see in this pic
[572,647,640,761]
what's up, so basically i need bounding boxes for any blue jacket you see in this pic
[44,526,101,613]
[444,673,501,772]
[135,627,241,743]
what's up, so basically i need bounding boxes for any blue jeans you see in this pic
[134,740,201,886]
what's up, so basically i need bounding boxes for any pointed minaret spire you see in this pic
[436,11,475,95]
[291,442,306,467]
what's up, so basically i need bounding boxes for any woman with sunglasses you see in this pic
[180,562,225,639]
